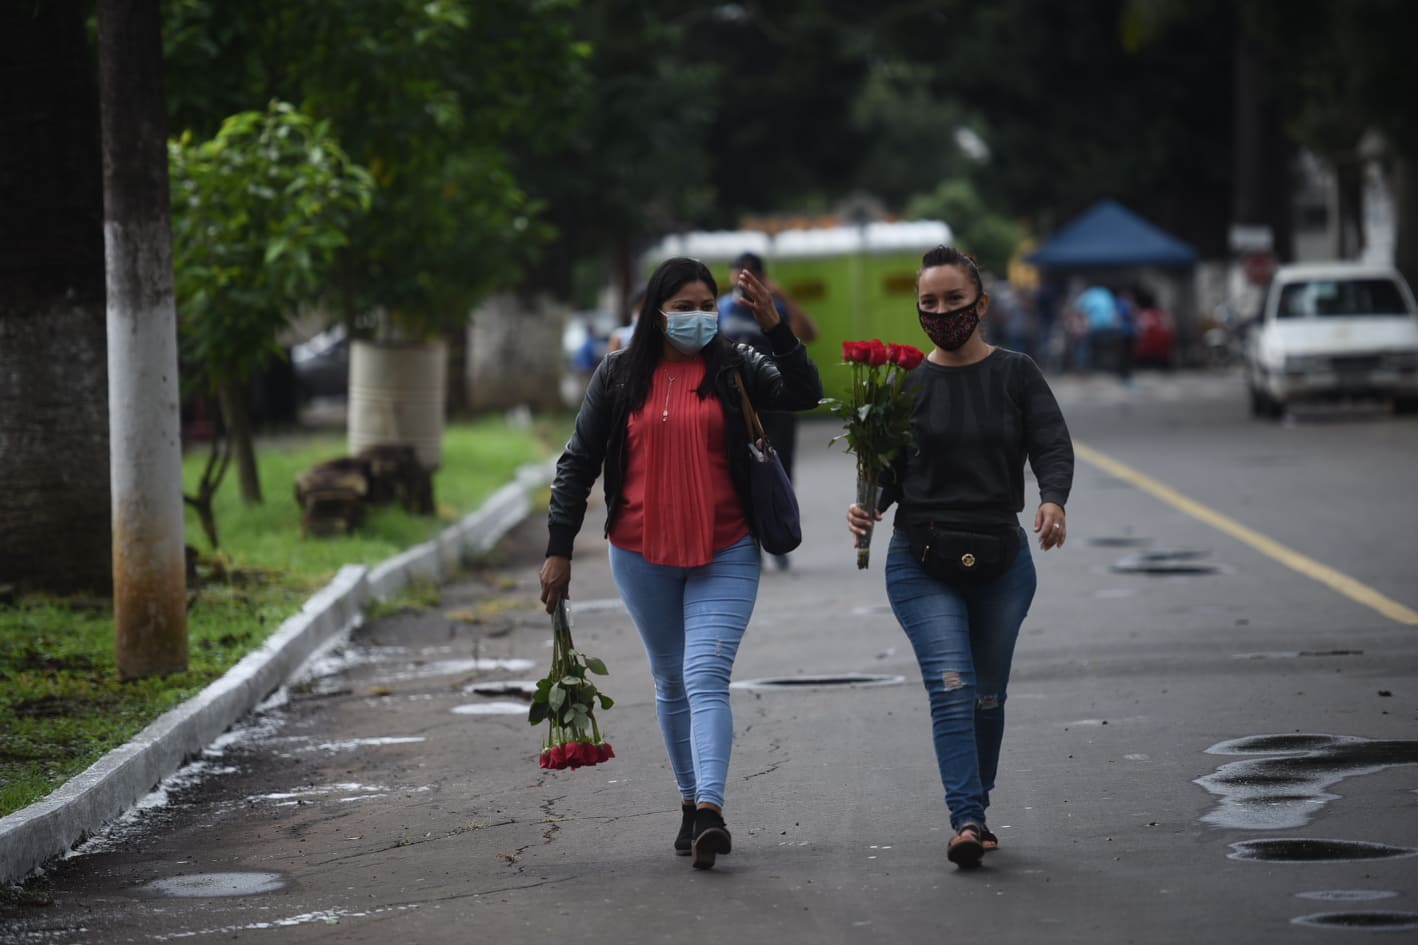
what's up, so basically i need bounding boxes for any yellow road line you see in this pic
[1074,441,1418,626]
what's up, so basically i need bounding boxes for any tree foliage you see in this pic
[163,0,587,332]
[169,101,372,385]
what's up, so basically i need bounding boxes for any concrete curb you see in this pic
[0,458,555,885]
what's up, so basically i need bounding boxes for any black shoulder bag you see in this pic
[734,369,802,555]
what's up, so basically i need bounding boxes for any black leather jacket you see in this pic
[546,320,822,558]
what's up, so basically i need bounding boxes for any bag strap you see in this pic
[733,368,769,445]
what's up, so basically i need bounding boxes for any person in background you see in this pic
[1071,284,1119,373]
[846,246,1073,869]
[607,287,644,355]
[541,256,822,869]
[1113,286,1138,385]
[716,251,819,570]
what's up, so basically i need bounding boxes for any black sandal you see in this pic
[980,826,999,853]
[947,823,985,868]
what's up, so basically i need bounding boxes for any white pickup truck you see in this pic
[1244,262,1418,418]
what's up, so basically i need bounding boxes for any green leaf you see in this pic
[548,685,565,711]
[597,693,615,711]
[528,702,549,725]
[584,657,608,675]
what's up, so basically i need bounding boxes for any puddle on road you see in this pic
[1195,734,1418,830]
[1228,839,1418,863]
[1291,911,1418,931]
[1296,890,1399,903]
[368,657,535,683]
[1112,549,1220,576]
[451,701,528,715]
[134,871,286,898]
[299,736,426,753]
[1088,536,1151,548]
[149,904,420,940]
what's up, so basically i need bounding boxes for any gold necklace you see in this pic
[661,375,678,422]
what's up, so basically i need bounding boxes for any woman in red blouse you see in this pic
[541,256,822,869]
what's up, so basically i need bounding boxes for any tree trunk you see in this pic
[1394,155,1418,296]
[0,1,113,593]
[216,376,263,504]
[1333,157,1365,259]
[98,0,188,679]
[1232,33,1295,261]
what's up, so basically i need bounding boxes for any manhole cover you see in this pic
[731,674,905,691]
[465,680,538,699]
[1112,549,1219,575]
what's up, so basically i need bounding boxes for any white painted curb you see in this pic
[0,459,554,885]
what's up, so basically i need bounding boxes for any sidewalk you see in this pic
[0,460,555,886]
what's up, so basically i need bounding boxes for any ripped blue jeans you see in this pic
[609,534,759,809]
[885,528,1036,830]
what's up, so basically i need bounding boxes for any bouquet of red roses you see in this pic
[529,598,615,769]
[821,339,925,569]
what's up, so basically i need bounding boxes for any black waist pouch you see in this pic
[904,523,1021,587]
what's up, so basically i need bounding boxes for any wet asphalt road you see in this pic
[4,368,1417,944]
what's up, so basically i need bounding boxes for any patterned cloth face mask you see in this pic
[918,298,981,351]
[661,310,719,354]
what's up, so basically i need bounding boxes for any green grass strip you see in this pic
[0,414,565,816]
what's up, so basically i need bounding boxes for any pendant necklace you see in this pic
[661,375,678,422]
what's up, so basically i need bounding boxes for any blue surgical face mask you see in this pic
[661,310,718,354]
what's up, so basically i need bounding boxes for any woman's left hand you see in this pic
[1034,502,1067,550]
[735,269,783,332]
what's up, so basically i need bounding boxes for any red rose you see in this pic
[842,340,869,363]
[539,750,550,769]
[598,742,615,762]
[892,344,925,370]
[866,339,888,366]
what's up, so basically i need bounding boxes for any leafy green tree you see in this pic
[163,0,587,334]
[907,179,1022,276]
[170,101,372,519]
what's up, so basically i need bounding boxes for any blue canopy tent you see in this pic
[1028,199,1198,269]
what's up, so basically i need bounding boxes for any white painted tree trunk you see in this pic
[466,293,567,413]
[98,0,187,679]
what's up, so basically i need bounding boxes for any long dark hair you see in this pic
[620,256,735,411]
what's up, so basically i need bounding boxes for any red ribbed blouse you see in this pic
[608,358,749,566]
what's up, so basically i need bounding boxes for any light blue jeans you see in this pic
[609,534,759,809]
[885,528,1036,830]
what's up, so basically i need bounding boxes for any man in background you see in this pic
[717,251,818,570]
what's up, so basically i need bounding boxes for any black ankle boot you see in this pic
[674,803,695,855]
[691,807,732,870]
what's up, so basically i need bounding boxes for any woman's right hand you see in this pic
[846,503,881,539]
[539,555,571,613]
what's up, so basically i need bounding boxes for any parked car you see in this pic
[290,323,349,400]
[1243,262,1418,418]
